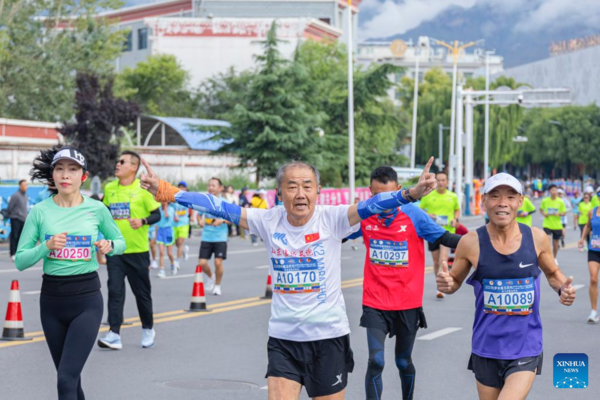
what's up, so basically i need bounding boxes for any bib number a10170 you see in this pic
[45,235,92,261]
[271,257,320,294]
[369,239,408,267]
[483,278,535,315]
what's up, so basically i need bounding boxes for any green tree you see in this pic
[115,54,195,117]
[196,67,255,119]
[0,0,126,121]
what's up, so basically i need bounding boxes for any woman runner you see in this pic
[15,146,125,400]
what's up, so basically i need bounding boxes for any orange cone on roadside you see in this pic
[186,266,211,312]
[261,274,273,299]
[1,280,32,341]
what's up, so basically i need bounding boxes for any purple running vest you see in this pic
[466,224,543,359]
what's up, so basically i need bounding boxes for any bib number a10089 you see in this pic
[483,278,535,315]
[369,239,408,267]
[45,235,92,261]
[271,257,320,294]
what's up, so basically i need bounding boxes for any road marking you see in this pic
[254,265,269,270]
[0,266,43,274]
[228,248,266,255]
[572,284,585,291]
[260,386,268,390]
[162,274,195,280]
[23,291,41,295]
[417,327,462,341]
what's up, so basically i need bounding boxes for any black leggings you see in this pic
[40,291,103,400]
[365,327,417,400]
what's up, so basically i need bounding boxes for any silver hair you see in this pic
[276,161,321,190]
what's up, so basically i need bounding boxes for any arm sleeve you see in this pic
[174,190,242,225]
[402,203,446,243]
[145,208,161,225]
[98,205,126,256]
[356,190,411,220]
[436,232,463,249]
[14,208,50,271]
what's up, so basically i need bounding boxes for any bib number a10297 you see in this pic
[483,278,535,315]
[45,234,92,261]
[369,239,408,267]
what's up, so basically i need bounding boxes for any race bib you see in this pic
[271,257,320,294]
[45,234,92,261]
[483,278,534,315]
[547,207,559,215]
[369,239,408,267]
[591,234,600,250]
[435,215,449,226]
[109,202,131,220]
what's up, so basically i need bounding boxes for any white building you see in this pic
[357,37,504,104]
[102,0,358,87]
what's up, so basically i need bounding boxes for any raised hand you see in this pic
[95,240,112,255]
[559,276,576,306]
[436,261,454,294]
[46,232,67,251]
[409,157,437,200]
[140,158,160,195]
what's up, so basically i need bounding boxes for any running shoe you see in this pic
[351,245,359,251]
[436,291,445,299]
[561,237,565,248]
[157,269,166,279]
[150,260,158,269]
[183,245,190,261]
[587,310,599,324]
[98,331,122,350]
[11,255,15,262]
[204,275,215,291]
[141,328,155,348]
[171,261,180,276]
[213,285,221,296]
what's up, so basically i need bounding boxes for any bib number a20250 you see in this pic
[45,234,92,261]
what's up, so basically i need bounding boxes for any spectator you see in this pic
[224,185,239,236]
[7,180,29,261]
[250,189,268,246]
[238,187,251,239]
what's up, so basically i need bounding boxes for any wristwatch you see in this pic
[404,189,417,203]
[109,240,114,251]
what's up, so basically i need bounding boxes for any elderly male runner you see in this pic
[140,158,437,400]
[437,173,576,400]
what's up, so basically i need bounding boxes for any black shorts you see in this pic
[199,241,227,260]
[428,241,441,252]
[468,353,543,388]
[543,228,563,240]
[589,250,600,263]
[266,335,354,397]
[360,306,427,338]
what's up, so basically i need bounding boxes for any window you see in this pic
[123,31,132,52]
[395,71,404,83]
[138,28,148,50]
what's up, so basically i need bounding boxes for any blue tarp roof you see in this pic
[149,116,231,151]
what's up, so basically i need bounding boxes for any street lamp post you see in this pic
[465,89,475,215]
[456,85,464,213]
[347,0,355,204]
[410,48,420,169]
[484,50,495,181]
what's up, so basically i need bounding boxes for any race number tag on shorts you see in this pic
[483,278,534,315]
[45,235,92,261]
[109,202,130,220]
[271,257,320,294]
[369,239,408,267]
[435,215,449,226]
[591,234,600,250]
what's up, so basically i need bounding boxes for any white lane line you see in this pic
[254,265,269,269]
[161,274,195,280]
[573,284,586,291]
[23,291,41,295]
[228,248,266,255]
[0,266,43,274]
[260,386,268,390]
[417,327,462,341]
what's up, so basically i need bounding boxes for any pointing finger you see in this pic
[141,158,154,176]
[422,157,434,175]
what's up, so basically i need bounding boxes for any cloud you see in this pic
[359,0,600,39]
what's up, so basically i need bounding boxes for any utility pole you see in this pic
[410,48,420,169]
[347,0,355,204]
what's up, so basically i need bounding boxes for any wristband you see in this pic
[558,288,562,297]
[404,189,417,203]
[109,240,114,251]
[142,218,148,226]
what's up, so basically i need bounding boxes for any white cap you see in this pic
[557,188,565,194]
[257,189,267,195]
[483,173,523,195]
[584,186,594,194]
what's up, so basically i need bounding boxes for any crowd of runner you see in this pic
[9,144,593,400]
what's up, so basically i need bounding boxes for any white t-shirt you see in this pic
[247,205,359,342]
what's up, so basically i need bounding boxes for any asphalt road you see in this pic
[0,206,598,399]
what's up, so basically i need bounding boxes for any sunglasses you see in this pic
[116,159,135,165]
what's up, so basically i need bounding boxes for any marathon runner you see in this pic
[15,147,125,399]
[578,205,600,323]
[346,166,462,400]
[578,191,593,251]
[98,150,161,350]
[139,157,437,400]
[437,173,576,400]
[149,223,158,269]
[557,188,571,248]
[515,194,536,227]
[156,202,177,278]
[540,184,566,265]
[197,177,230,296]
[173,181,191,265]
[418,172,460,299]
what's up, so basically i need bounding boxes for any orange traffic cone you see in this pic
[261,274,273,299]
[1,280,32,341]
[186,266,211,312]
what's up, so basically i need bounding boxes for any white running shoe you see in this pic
[204,275,215,291]
[11,255,15,262]
[157,269,166,279]
[171,261,180,276]
[351,245,358,251]
[587,310,599,324]
[97,331,122,350]
[150,260,158,269]
[183,245,190,261]
[141,328,155,348]
[212,285,221,296]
